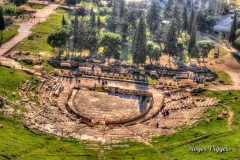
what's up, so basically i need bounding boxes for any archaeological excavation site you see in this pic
[22,70,218,144]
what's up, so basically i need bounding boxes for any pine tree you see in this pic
[132,16,147,67]
[119,0,125,18]
[164,19,178,68]
[147,0,159,34]
[188,5,195,34]
[182,6,188,31]
[62,15,67,26]
[229,11,237,43]
[0,7,5,46]
[188,17,197,62]
[163,0,173,19]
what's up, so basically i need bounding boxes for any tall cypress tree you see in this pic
[188,5,195,34]
[120,20,128,42]
[78,19,86,57]
[163,0,173,19]
[0,7,5,46]
[91,11,96,28]
[97,15,101,29]
[182,6,188,31]
[112,0,117,17]
[132,16,147,67]
[164,19,178,68]
[147,0,159,34]
[73,15,79,54]
[119,0,125,18]
[62,15,67,26]
[188,17,197,62]
[229,11,237,43]
[172,1,182,33]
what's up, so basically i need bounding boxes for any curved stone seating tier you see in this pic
[64,89,158,126]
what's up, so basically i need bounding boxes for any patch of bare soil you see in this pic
[227,106,234,130]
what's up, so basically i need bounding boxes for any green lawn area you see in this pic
[0,66,38,101]
[0,115,98,160]
[23,3,47,9]
[2,23,19,44]
[216,70,232,85]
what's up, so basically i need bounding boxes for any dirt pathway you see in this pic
[227,106,234,130]
[200,33,240,90]
[0,4,59,56]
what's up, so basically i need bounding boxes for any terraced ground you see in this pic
[1,67,240,160]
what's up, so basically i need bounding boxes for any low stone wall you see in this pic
[105,99,153,125]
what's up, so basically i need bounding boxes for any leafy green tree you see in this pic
[196,40,214,67]
[100,32,122,64]
[188,5,195,34]
[177,41,185,61]
[75,6,87,17]
[152,45,162,64]
[0,8,5,46]
[188,17,196,63]
[47,25,72,57]
[147,41,154,64]
[196,9,216,32]
[229,11,237,43]
[147,41,161,64]
[3,3,18,17]
[132,16,147,67]
[62,15,67,26]
[119,0,125,18]
[147,0,159,34]
[182,6,188,31]
[163,0,173,19]
[164,19,178,68]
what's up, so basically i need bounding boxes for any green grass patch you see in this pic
[0,66,38,101]
[0,114,98,160]
[205,70,232,85]
[215,70,232,85]
[23,3,47,9]
[2,23,19,44]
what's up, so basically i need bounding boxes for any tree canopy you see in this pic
[100,32,122,63]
